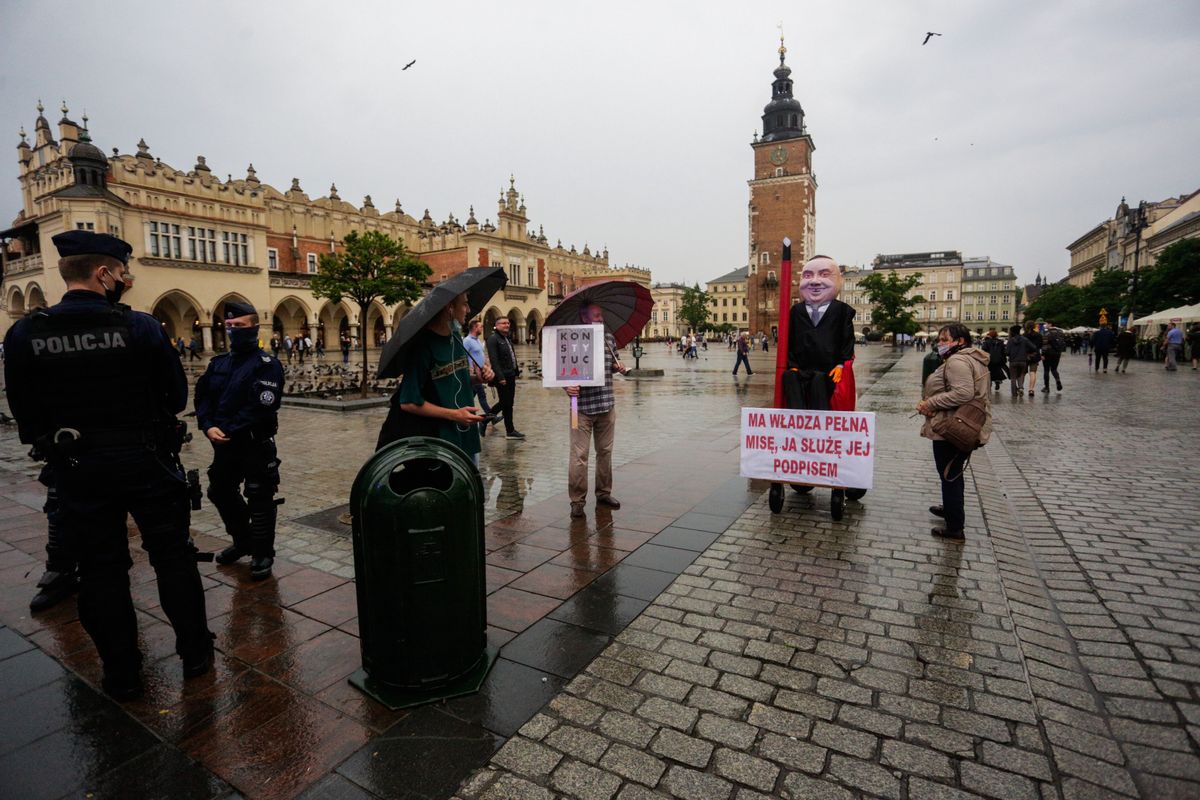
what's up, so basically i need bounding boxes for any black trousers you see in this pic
[56,447,210,674]
[733,352,752,374]
[495,379,517,434]
[207,437,281,558]
[932,440,966,533]
[37,463,75,574]
[1042,354,1061,387]
[1095,350,1109,371]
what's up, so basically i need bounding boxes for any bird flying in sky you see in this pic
[922,32,942,45]
[402,59,416,70]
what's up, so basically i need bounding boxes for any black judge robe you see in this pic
[783,298,856,411]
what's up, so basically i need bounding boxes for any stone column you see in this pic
[201,325,213,351]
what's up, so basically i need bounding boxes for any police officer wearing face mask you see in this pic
[194,301,285,580]
[2,230,213,701]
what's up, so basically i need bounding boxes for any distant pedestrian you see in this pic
[487,317,524,439]
[1041,321,1066,393]
[177,336,186,357]
[1005,325,1037,397]
[188,335,201,361]
[980,329,1007,391]
[1023,321,1043,397]
[1115,327,1136,373]
[283,334,293,363]
[1081,332,1090,354]
[340,333,351,364]
[314,337,325,361]
[733,333,753,376]
[463,319,497,437]
[1092,325,1115,372]
[1164,322,1184,371]
[270,335,280,359]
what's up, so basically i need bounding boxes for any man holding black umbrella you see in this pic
[378,292,492,463]
[565,302,630,518]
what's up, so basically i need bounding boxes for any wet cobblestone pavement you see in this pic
[1,346,1198,798]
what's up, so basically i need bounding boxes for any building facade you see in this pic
[745,37,816,339]
[961,257,1018,331]
[871,251,963,332]
[1,102,648,348]
[705,266,748,329]
[1066,189,1199,288]
[644,283,689,340]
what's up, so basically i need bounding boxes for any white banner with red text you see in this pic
[739,407,875,489]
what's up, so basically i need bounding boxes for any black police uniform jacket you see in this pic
[2,290,187,444]
[194,348,284,439]
[784,298,856,411]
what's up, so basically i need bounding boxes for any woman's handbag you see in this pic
[930,357,989,455]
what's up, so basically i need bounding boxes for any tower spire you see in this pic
[777,21,787,65]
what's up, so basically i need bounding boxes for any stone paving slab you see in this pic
[452,351,1200,800]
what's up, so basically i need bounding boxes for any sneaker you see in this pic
[929,505,945,518]
[1041,386,1049,393]
[931,527,965,541]
[570,503,585,519]
[597,495,621,509]
[214,546,245,565]
[505,431,526,440]
[29,570,79,613]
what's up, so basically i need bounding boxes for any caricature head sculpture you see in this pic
[799,255,843,306]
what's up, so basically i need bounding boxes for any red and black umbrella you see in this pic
[544,280,654,347]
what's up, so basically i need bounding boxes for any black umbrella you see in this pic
[376,266,507,378]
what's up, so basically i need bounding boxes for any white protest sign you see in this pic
[739,407,875,490]
[542,324,606,388]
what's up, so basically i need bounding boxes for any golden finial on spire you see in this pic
[777,21,787,64]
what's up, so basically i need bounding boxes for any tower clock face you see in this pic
[769,146,788,166]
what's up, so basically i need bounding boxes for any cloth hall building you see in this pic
[1,102,648,349]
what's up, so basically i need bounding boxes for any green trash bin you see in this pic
[347,436,497,709]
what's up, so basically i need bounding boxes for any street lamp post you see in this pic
[1125,200,1149,326]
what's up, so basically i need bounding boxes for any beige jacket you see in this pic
[921,347,992,444]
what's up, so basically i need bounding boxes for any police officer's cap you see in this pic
[223,300,257,320]
[51,230,132,265]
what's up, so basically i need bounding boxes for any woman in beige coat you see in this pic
[916,323,992,540]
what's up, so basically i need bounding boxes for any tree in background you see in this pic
[310,230,430,396]
[679,283,711,333]
[1132,239,1200,317]
[859,271,924,346]
[1024,282,1084,326]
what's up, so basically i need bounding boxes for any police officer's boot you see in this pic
[29,569,79,612]
[214,545,246,565]
[246,495,277,581]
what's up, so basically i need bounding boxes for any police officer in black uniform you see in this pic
[2,230,212,700]
[195,301,284,580]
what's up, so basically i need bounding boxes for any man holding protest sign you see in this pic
[563,303,629,518]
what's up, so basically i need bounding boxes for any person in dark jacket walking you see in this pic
[486,317,524,439]
[1115,327,1136,373]
[732,333,753,376]
[980,329,1007,391]
[1005,325,1037,397]
[1023,321,1043,397]
[1041,322,1067,393]
[1092,325,1116,372]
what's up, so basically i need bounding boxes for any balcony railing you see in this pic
[3,253,43,277]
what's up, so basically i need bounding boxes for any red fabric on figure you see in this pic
[830,359,856,411]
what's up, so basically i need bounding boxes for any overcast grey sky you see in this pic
[3,1,1198,286]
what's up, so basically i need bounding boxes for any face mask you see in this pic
[101,270,125,304]
[937,343,954,358]
[227,325,259,352]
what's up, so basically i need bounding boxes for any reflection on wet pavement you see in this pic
[0,347,901,798]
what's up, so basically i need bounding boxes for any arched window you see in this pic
[761,252,770,265]
[790,114,797,127]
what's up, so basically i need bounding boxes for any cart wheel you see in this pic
[768,484,784,514]
[790,484,813,495]
[830,489,845,521]
[846,488,867,501]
